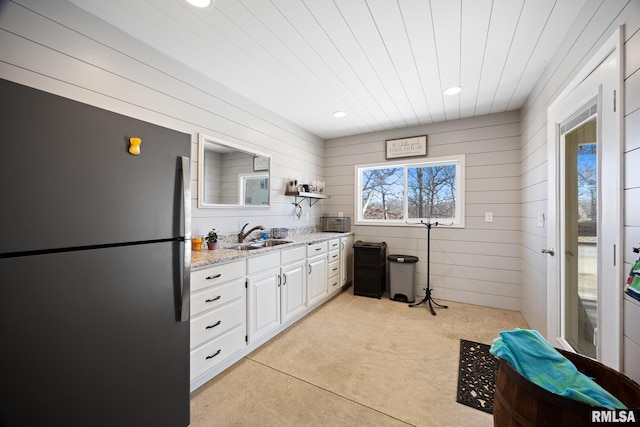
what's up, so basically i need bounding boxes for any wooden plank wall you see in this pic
[622,4,640,383]
[325,111,522,311]
[519,0,640,333]
[519,0,640,380]
[0,0,326,238]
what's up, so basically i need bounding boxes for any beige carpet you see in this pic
[190,289,528,426]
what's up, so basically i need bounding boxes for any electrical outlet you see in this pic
[484,212,493,223]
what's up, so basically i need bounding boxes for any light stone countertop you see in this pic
[191,232,353,270]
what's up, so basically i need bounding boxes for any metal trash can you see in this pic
[353,241,387,298]
[387,255,419,303]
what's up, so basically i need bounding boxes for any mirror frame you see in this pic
[197,133,271,209]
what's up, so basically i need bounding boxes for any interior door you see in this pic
[547,40,622,368]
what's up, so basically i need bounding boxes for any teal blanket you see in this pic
[490,329,626,408]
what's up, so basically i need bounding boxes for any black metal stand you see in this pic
[409,220,448,315]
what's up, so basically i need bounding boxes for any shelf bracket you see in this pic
[285,191,330,219]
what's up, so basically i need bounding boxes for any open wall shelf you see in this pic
[285,191,330,219]
[285,191,330,207]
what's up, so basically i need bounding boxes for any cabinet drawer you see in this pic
[192,260,245,292]
[328,260,340,278]
[247,252,280,275]
[328,250,340,263]
[191,299,245,349]
[281,246,306,264]
[191,277,244,317]
[328,275,340,292]
[190,325,245,380]
[328,239,340,251]
[307,241,327,257]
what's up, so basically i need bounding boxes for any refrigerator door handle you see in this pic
[180,156,191,322]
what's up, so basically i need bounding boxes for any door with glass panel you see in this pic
[546,40,622,369]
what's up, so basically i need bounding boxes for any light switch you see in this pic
[537,213,545,228]
[484,212,493,223]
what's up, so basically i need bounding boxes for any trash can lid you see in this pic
[387,255,419,263]
[353,240,387,248]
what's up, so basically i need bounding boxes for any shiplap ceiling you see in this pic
[70,0,585,139]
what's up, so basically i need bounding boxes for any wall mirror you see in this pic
[197,133,270,208]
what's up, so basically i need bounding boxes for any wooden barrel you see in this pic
[493,349,640,426]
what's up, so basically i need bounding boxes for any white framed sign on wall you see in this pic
[385,135,427,159]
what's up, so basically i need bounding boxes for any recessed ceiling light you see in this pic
[185,0,211,8]
[444,86,462,96]
[332,111,346,118]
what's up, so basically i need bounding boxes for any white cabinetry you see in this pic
[340,235,354,286]
[247,252,281,343]
[327,239,341,296]
[307,241,328,307]
[190,260,245,382]
[281,246,307,323]
[190,233,353,391]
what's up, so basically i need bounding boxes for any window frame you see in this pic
[354,154,465,227]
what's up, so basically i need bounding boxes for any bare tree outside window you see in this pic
[357,156,464,225]
[577,144,597,219]
[577,143,597,237]
[361,168,403,219]
[407,165,456,219]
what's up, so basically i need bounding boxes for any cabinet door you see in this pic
[247,268,280,343]
[307,255,328,307]
[281,261,306,323]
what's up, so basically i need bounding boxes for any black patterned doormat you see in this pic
[456,339,498,414]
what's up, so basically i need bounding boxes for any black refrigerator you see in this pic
[0,79,192,426]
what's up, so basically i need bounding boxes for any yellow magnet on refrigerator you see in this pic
[129,137,141,155]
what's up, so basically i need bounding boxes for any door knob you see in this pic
[542,248,555,256]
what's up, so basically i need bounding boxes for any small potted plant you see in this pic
[206,228,218,250]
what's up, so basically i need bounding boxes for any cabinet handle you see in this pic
[205,320,221,329]
[205,295,221,303]
[315,247,322,251]
[205,349,222,360]
[308,265,312,274]
[206,273,222,280]
[282,273,287,285]
[332,267,338,272]
[277,274,281,287]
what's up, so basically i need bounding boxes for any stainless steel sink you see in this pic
[261,239,292,247]
[226,240,292,251]
[224,243,259,251]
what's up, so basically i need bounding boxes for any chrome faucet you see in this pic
[238,223,265,243]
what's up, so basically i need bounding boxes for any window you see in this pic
[355,155,465,227]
